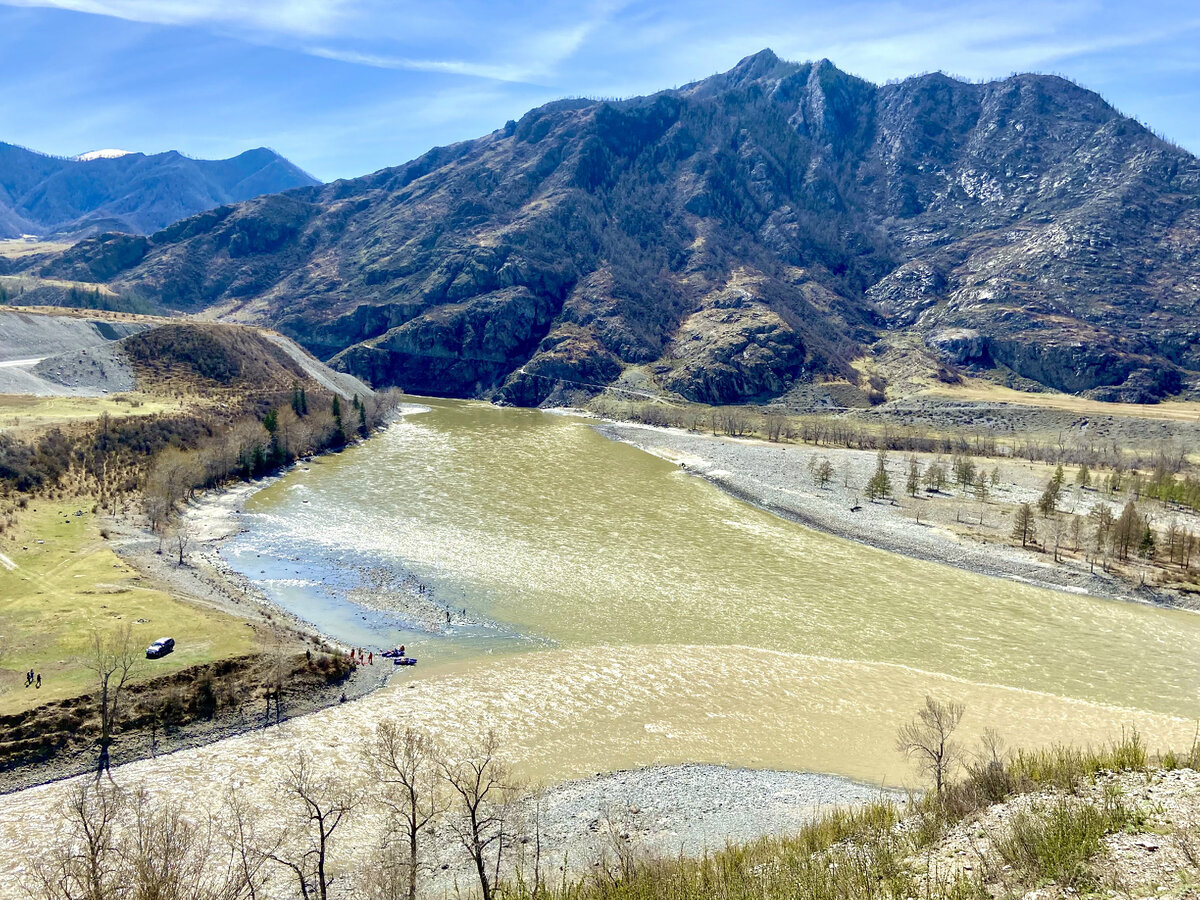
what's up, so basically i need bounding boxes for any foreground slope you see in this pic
[44,50,1200,404]
[0,144,319,239]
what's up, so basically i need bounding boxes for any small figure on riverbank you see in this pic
[367,651,373,665]
[35,673,41,689]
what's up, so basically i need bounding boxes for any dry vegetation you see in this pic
[20,701,1200,900]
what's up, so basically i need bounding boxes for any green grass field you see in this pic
[0,393,176,434]
[0,502,257,715]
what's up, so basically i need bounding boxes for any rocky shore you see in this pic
[594,422,1181,608]
[407,764,898,897]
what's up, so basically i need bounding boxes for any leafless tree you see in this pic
[268,751,358,900]
[27,779,125,900]
[363,722,446,900]
[123,787,215,899]
[84,623,140,779]
[259,631,290,726]
[222,787,277,900]
[443,730,512,900]
[29,779,261,900]
[174,523,194,567]
[895,696,965,793]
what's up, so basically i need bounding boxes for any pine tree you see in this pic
[906,455,921,497]
[1138,525,1157,560]
[331,395,346,447]
[865,450,892,502]
[1012,503,1037,548]
[1037,472,1062,517]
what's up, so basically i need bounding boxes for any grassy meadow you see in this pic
[0,500,257,715]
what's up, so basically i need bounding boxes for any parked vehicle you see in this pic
[146,637,175,659]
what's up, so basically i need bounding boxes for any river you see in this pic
[217,398,1200,783]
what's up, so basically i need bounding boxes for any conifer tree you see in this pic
[1012,503,1037,548]
[865,450,892,501]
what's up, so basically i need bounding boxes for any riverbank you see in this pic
[594,421,1185,609]
[403,764,899,897]
[0,411,435,794]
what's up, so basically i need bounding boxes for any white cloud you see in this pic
[0,0,351,36]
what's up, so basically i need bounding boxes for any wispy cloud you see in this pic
[307,13,607,85]
[1,0,353,34]
[1,0,1197,180]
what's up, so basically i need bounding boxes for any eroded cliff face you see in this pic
[36,51,1200,405]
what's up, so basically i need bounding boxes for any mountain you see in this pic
[35,51,1200,405]
[0,144,319,238]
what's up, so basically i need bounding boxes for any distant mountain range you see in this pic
[0,144,319,238]
[27,50,1200,404]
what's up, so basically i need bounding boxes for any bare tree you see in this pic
[29,779,259,900]
[84,623,140,779]
[174,523,194,567]
[443,730,512,900]
[222,787,277,900]
[123,788,215,900]
[268,751,357,900]
[363,722,446,900]
[895,696,965,793]
[259,631,291,726]
[27,779,124,900]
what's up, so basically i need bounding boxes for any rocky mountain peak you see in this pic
[28,53,1200,407]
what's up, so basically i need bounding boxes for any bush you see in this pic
[993,789,1143,890]
[1007,731,1147,792]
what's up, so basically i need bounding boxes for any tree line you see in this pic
[0,383,402,542]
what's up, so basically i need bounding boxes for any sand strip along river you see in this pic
[2,398,1200,893]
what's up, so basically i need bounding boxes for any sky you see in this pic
[0,0,1197,182]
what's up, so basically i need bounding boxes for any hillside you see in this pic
[35,50,1200,405]
[0,307,369,400]
[0,144,319,239]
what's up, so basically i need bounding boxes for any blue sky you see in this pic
[1,0,1198,182]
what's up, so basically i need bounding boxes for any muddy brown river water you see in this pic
[223,399,1200,775]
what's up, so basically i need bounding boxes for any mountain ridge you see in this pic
[29,50,1200,405]
[0,143,320,239]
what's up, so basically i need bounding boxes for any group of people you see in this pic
[349,647,376,665]
[24,669,41,689]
